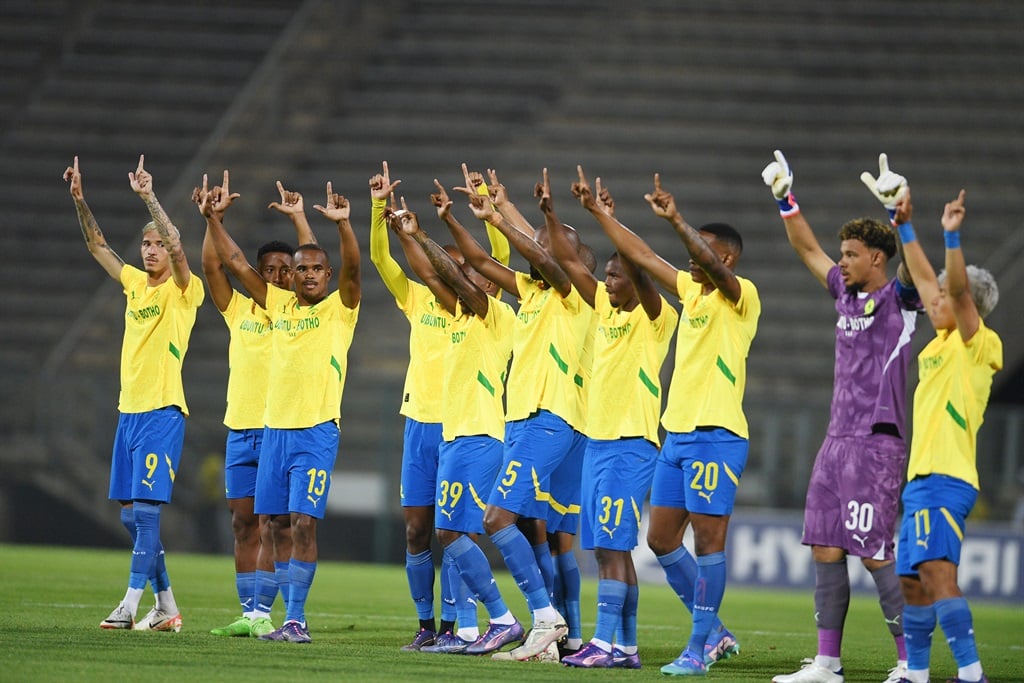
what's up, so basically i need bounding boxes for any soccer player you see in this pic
[65,155,205,632]
[449,168,594,661]
[891,188,1000,683]
[367,162,509,651]
[763,151,920,683]
[388,201,526,657]
[201,179,360,644]
[597,173,758,676]
[200,175,317,638]
[552,168,679,668]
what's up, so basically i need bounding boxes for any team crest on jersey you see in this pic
[864,298,876,315]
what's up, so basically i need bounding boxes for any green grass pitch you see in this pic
[0,544,1020,682]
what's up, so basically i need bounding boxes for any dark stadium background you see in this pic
[1,1,1021,567]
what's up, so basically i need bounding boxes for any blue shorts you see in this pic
[581,438,658,551]
[400,418,443,508]
[436,435,502,534]
[650,428,748,515]
[108,407,185,503]
[897,474,978,577]
[488,410,576,517]
[255,421,339,519]
[545,431,588,534]
[224,428,264,499]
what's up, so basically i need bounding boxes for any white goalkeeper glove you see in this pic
[859,153,907,223]
[762,149,800,217]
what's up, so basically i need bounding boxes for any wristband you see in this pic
[896,222,916,244]
[776,192,800,218]
[944,230,961,249]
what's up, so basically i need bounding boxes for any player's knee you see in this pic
[405,519,433,552]
[646,529,674,556]
[231,513,259,544]
[436,528,461,547]
[483,506,514,535]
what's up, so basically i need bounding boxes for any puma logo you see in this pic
[306,495,320,508]
[698,490,714,504]
[852,533,867,548]
[441,508,454,520]
[916,538,929,550]
[141,479,155,491]
[497,486,511,499]
[601,525,617,539]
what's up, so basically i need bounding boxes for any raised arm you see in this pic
[129,155,191,291]
[891,189,940,331]
[314,182,361,309]
[64,156,125,281]
[198,171,240,312]
[193,178,267,308]
[269,181,318,247]
[485,167,535,238]
[621,252,663,321]
[368,161,409,302]
[484,168,572,297]
[645,174,742,303]
[762,149,834,288]
[386,201,458,314]
[458,165,512,266]
[860,153,914,287]
[394,208,490,318]
[940,190,980,341]
[433,179,518,296]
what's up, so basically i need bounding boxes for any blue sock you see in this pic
[253,569,278,614]
[119,506,137,543]
[903,603,936,672]
[935,597,980,670]
[236,571,256,614]
[129,502,160,590]
[405,549,435,621]
[533,542,555,602]
[274,561,291,607]
[556,552,582,641]
[686,552,726,654]
[447,535,509,619]
[453,566,477,632]
[440,551,458,623]
[491,525,549,611]
[151,544,170,593]
[286,559,316,624]
[620,582,639,648]
[658,545,725,631]
[594,579,627,646]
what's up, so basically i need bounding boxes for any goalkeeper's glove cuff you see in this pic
[887,208,898,226]
[776,192,800,217]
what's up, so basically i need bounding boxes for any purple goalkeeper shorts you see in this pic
[801,433,907,560]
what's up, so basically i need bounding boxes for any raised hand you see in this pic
[466,192,496,223]
[570,165,596,210]
[128,154,153,197]
[596,177,615,217]
[762,149,793,200]
[430,179,454,220]
[860,153,908,211]
[893,187,914,227]
[313,182,350,222]
[453,162,484,198]
[63,155,84,200]
[268,180,305,215]
[941,189,967,233]
[210,170,239,219]
[369,160,401,201]
[535,167,553,214]
[191,173,214,217]
[389,205,420,236]
[487,168,509,205]
[643,173,678,220]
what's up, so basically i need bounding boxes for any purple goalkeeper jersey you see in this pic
[826,265,921,438]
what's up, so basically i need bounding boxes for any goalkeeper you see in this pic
[764,151,921,683]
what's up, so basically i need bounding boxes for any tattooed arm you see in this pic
[129,155,192,291]
[64,156,126,281]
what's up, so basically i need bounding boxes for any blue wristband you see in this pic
[944,230,961,249]
[897,222,916,244]
[776,193,800,217]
